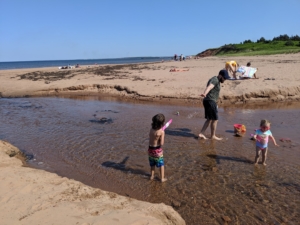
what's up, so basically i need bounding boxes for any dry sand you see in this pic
[1,53,300,104]
[1,53,300,224]
[0,141,185,225]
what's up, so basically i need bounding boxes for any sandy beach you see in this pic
[1,53,300,224]
[1,53,300,104]
[0,141,185,225]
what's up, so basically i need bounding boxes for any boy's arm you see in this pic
[160,130,165,146]
[270,135,279,146]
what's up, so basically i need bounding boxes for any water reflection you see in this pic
[0,97,299,224]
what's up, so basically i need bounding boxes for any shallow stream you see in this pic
[0,97,299,224]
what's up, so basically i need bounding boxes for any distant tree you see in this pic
[285,40,294,46]
[243,39,252,44]
[290,35,300,41]
[297,41,300,47]
[273,34,290,41]
[257,37,266,43]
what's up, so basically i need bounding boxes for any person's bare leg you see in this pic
[254,147,261,165]
[199,119,211,139]
[160,166,167,182]
[262,148,268,166]
[150,166,155,180]
[210,120,222,140]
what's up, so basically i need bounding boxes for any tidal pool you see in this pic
[0,97,299,224]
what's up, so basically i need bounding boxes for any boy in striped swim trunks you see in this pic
[148,113,167,182]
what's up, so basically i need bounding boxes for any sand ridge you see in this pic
[1,53,300,104]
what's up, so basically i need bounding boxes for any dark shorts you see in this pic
[203,100,218,120]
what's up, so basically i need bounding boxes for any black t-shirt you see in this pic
[203,76,220,102]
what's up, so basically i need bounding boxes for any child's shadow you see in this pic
[102,156,145,176]
[165,128,197,138]
[207,154,252,164]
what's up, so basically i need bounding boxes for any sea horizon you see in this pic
[0,56,172,70]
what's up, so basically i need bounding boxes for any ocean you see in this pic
[0,56,171,70]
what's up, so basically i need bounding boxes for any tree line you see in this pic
[241,34,300,46]
[243,34,300,44]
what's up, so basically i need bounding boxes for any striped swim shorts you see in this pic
[148,145,164,167]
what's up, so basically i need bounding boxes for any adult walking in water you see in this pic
[198,70,230,140]
[225,60,239,79]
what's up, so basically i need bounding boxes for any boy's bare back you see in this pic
[149,128,165,147]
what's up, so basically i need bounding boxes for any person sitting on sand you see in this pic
[169,68,189,72]
[148,114,167,182]
[246,62,258,79]
[225,61,239,79]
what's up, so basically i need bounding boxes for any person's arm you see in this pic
[159,130,165,146]
[200,83,214,97]
[270,135,279,146]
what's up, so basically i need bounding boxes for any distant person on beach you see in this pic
[174,54,177,61]
[198,70,230,140]
[148,114,167,182]
[225,61,239,79]
[169,68,189,72]
[246,62,258,79]
[253,119,279,166]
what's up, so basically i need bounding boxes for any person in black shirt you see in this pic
[198,70,230,140]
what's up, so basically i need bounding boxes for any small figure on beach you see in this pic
[246,62,258,79]
[169,68,189,72]
[174,54,177,61]
[225,61,239,79]
[198,70,230,140]
[148,114,167,182]
[253,119,279,166]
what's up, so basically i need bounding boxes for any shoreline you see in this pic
[0,140,185,225]
[1,53,300,105]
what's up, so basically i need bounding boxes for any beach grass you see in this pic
[216,41,300,56]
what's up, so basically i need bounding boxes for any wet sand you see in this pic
[0,97,299,224]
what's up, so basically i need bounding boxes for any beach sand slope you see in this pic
[1,53,300,104]
[0,141,185,225]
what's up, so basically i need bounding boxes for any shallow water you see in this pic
[0,97,299,224]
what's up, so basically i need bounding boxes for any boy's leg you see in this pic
[199,119,211,139]
[262,148,268,166]
[254,146,261,164]
[150,166,155,180]
[210,120,222,140]
[159,166,167,182]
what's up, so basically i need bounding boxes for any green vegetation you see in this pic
[199,34,300,57]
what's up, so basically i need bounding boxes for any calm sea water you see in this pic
[0,57,171,70]
[0,96,299,224]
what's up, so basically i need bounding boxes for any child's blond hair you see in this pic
[260,119,271,127]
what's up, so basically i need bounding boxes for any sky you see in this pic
[0,0,300,62]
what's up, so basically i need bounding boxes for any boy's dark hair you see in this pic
[247,62,251,66]
[152,114,165,130]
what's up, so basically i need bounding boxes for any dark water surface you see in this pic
[0,57,170,70]
[0,97,299,225]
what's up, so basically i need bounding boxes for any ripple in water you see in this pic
[0,97,299,224]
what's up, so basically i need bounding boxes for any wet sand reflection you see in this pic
[0,97,299,224]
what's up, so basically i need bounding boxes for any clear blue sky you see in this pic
[1,0,299,62]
